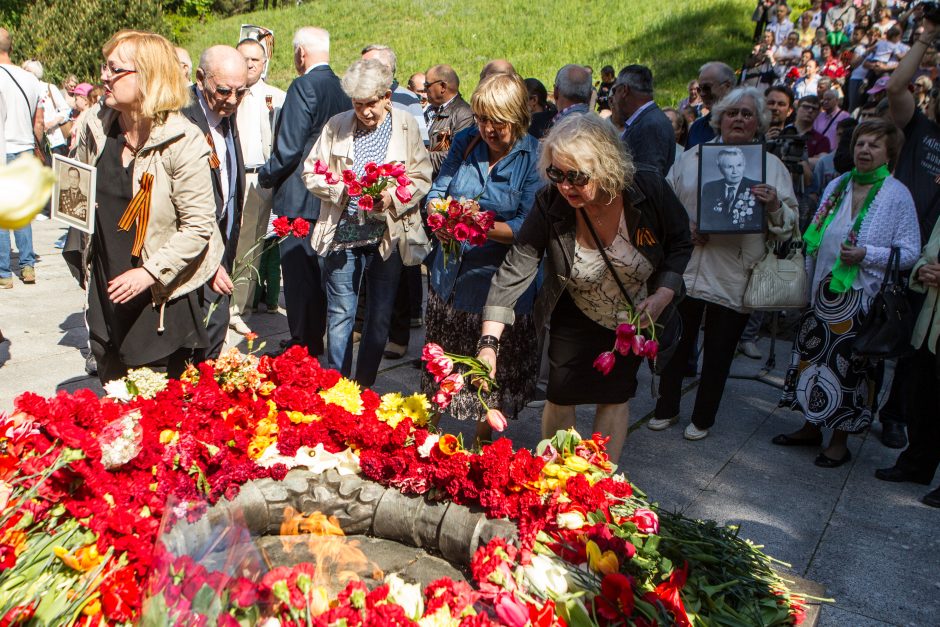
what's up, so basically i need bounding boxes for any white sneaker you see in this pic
[738,341,762,359]
[229,315,252,336]
[647,416,678,431]
[684,423,709,440]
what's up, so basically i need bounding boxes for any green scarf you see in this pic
[803,165,890,293]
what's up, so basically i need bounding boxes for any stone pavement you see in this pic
[2,219,938,626]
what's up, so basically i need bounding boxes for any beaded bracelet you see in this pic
[476,335,500,357]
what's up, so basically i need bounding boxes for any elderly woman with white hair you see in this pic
[303,58,432,386]
[478,113,692,463]
[648,86,799,441]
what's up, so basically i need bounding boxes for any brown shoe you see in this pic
[20,266,35,284]
[0,277,12,289]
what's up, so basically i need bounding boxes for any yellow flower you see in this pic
[248,435,275,459]
[563,455,590,473]
[401,394,431,426]
[256,417,278,437]
[542,463,562,478]
[54,545,103,572]
[287,410,318,424]
[159,429,179,445]
[81,596,102,617]
[259,381,276,396]
[319,378,364,415]
[586,540,619,575]
[377,393,406,427]
[0,155,54,230]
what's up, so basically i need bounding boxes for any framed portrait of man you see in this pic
[696,142,766,234]
[51,155,96,234]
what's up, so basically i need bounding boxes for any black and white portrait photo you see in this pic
[51,155,96,234]
[697,143,766,234]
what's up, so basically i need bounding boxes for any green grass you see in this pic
[181,0,757,106]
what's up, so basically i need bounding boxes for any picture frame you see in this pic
[696,142,766,234]
[51,155,96,234]
[239,24,274,80]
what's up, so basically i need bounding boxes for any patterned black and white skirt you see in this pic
[780,274,879,433]
[422,290,538,421]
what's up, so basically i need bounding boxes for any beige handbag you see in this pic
[397,210,432,266]
[742,221,808,310]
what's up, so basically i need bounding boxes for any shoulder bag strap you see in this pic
[462,133,482,161]
[577,206,636,310]
[0,66,35,116]
[881,246,899,290]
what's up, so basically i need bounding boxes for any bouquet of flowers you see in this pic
[421,343,507,432]
[312,160,413,224]
[426,196,496,265]
[593,311,660,376]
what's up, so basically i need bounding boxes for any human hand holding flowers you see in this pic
[421,342,506,431]
[634,287,674,329]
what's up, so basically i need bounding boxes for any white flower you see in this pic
[523,554,570,597]
[556,510,586,530]
[103,379,133,402]
[99,410,143,469]
[385,574,424,621]
[256,444,360,475]
[0,155,54,230]
[417,434,440,459]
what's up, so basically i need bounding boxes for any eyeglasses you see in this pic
[545,165,590,186]
[473,115,509,130]
[424,79,445,90]
[724,108,755,120]
[101,63,137,79]
[204,77,249,101]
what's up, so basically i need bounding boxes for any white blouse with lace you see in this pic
[568,214,655,330]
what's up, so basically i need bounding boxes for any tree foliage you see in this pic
[9,1,165,83]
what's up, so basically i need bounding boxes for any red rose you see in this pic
[358,194,374,211]
[290,217,310,238]
[272,216,291,238]
[395,185,413,204]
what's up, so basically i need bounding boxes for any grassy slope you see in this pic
[181,0,755,106]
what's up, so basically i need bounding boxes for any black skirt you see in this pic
[547,290,642,405]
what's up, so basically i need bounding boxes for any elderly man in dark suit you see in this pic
[612,65,676,177]
[259,26,351,356]
[182,45,248,360]
[699,147,762,231]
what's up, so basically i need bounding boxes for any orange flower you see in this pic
[438,434,460,456]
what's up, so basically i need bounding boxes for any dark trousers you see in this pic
[387,265,423,346]
[199,288,229,361]
[895,343,940,482]
[279,233,325,356]
[94,345,194,385]
[656,296,751,429]
[252,238,282,310]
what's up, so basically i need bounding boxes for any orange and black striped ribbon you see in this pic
[117,172,154,257]
[205,132,221,169]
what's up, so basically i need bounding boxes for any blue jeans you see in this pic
[1,151,36,278]
[324,244,402,387]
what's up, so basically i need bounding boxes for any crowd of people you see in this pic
[0,0,938,508]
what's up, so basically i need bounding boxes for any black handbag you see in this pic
[852,246,914,359]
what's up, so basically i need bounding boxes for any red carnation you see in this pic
[273,216,291,238]
[290,217,310,238]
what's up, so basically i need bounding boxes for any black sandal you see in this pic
[772,433,823,447]
[814,450,852,468]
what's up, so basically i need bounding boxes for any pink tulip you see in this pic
[631,335,647,356]
[347,180,363,197]
[432,390,453,408]
[616,322,637,340]
[426,213,445,231]
[643,339,659,359]
[494,593,529,627]
[421,343,445,361]
[396,174,412,186]
[631,508,660,534]
[593,351,617,375]
[614,334,631,356]
[389,163,406,177]
[342,169,357,184]
[486,409,508,432]
[439,372,465,395]
[427,356,454,382]
[364,162,379,178]
[325,172,340,185]
[395,185,413,204]
[357,194,373,210]
[313,160,329,175]
[453,223,471,241]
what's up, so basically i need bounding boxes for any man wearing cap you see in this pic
[611,64,675,176]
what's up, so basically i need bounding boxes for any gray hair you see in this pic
[716,147,745,165]
[709,86,771,135]
[615,64,653,95]
[554,64,593,103]
[293,27,329,54]
[21,59,43,80]
[361,44,397,76]
[341,58,393,100]
[699,61,736,87]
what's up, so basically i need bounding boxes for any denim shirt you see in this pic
[428,128,543,314]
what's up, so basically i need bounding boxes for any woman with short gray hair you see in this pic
[649,86,799,441]
[303,58,432,386]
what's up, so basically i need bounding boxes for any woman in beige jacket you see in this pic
[74,30,223,382]
[650,87,799,440]
[303,59,431,387]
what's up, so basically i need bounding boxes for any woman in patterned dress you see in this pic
[303,59,431,387]
[775,120,920,467]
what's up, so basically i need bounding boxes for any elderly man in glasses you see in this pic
[424,64,473,176]
[685,61,735,149]
[182,45,248,360]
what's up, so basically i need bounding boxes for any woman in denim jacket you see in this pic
[423,73,542,442]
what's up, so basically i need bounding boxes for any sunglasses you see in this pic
[424,79,445,90]
[204,77,249,100]
[545,165,590,186]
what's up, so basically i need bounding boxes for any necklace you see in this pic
[121,134,140,156]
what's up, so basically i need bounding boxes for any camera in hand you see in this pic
[766,128,807,177]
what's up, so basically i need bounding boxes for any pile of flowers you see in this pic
[426,196,495,263]
[0,346,809,625]
[311,159,413,213]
